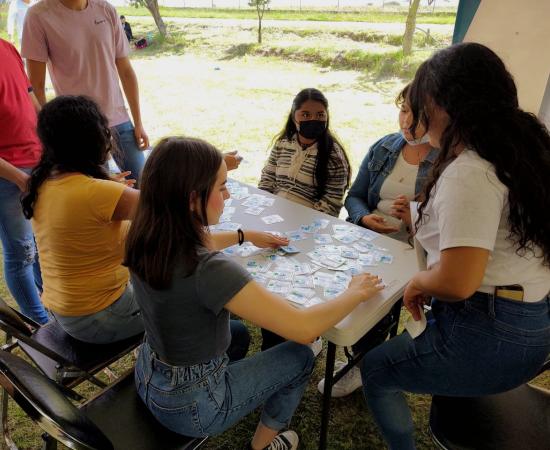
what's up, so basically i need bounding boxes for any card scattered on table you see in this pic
[262,214,284,224]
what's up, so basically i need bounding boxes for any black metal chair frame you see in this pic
[0,296,142,449]
[0,351,207,450]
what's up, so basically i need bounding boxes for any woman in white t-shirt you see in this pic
[360,42,550,450]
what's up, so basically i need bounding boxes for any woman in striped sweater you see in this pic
[259,88,351,217]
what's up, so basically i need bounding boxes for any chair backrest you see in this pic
[0,350,113,450]
[0,296,34,338]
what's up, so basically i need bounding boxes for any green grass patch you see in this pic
[230,44,426,79]
[287,28,443,47]
[118,6,456,24]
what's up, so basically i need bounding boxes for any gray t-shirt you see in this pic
[131,249,252,366]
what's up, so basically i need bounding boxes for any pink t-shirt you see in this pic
[22,0,130,127]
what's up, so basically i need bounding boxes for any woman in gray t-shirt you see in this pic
[125,137,384,450]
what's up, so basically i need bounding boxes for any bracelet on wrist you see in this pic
[237,229,245,246]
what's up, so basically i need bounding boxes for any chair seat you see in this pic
[430,384,550,450]
[81,372,207,450]
[19,321,143,383]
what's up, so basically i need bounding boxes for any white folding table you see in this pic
[226,182,418,449]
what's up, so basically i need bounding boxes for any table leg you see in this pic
[389,298,403,338]
[319,342,336,450]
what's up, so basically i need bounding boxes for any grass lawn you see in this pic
[1,6,549,450]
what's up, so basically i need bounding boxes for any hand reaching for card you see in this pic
[223,151,243,171]
[246,230,289,248]
[111,171,136,188]
[390,195,412,228]
[347,273,385,302]
[361,214,399,234]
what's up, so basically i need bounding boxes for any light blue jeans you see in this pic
[53,284,144,344]
[0,171,48,324]
[135,339,315,437]
[361,293,550,450]
[111,121,145,184]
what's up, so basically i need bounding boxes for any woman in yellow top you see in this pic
[21,95,285,346]
[21,96,142,343]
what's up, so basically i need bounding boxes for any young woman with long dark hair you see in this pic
[259,88,351,217]
[360,43,550,450]
[125,137,383,450]
[21,95,143,343]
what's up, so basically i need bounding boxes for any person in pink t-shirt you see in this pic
[0,38,48,324]
[21,0,148,185]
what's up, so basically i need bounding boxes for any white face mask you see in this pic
[400,130,430,146]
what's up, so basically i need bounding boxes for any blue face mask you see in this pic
[400,130,430,146]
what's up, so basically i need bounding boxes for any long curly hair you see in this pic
[409,43,550,264]
[274,88,351,200]
[22,95,113,219]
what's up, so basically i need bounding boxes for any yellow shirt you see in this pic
[32,174,129,316]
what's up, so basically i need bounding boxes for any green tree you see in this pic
[129,0,167,37]
[402,0,421,56]
[248,0,270,44]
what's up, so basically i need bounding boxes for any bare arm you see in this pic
[226,274,383,344]
[111,187,140,221]
[29,91,41,113]
[404,247,489,320]
[0,159,29,191]
[115,56,149,149]
[208,230,289,251]
[26,59,47,106]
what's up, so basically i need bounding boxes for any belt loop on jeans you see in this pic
[488,292,496,318]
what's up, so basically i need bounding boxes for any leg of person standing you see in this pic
[0,175,48,324]
[111,121,145,186]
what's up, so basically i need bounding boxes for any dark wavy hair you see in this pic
[409,42,550,264]
[395,83,410,108]
[274,88,351,200]
[22,95,113,219]
[124,137,223,290]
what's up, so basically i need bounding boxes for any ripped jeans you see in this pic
[0,169,48,324]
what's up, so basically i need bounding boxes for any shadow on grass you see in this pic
[221,43,259,60]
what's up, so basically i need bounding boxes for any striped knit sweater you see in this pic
[258,135,350,217]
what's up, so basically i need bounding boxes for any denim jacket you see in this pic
[344,132,438,224]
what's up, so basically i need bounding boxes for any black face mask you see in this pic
[298,120,326,139]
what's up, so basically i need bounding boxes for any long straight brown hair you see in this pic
[124,137,223,290]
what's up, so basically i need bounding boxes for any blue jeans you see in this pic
[53,284,144,344]
[111,121,145,184]
[0,172,48,324]
[135,339,315,437]
[361,293,550,450]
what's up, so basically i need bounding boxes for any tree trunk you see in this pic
[258,18,262,43]
[402,0,420,56]
[145,0,167,37]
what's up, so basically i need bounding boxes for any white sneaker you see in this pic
[264,430,299,450]
[317,360,363,397]
[308,337,323,357]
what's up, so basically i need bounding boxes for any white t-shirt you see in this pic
[414,149,550,302]
[374,152,419,242]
